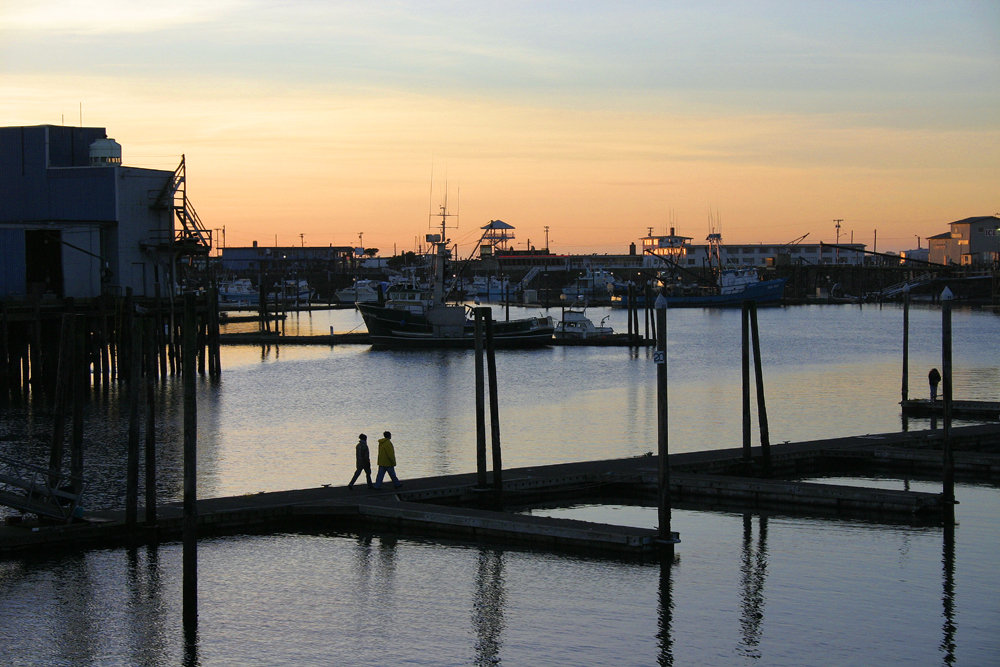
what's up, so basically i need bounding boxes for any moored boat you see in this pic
[657,269,787,307]
[356,207,554,348]
[218,278,258,306]
[554,307,614,340]
[335,279,388,304]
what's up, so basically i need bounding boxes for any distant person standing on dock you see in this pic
[374,431,402,489]
[929,367,942,401]
[348,433,373,489]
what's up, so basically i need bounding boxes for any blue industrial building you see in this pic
[0,125,210,300]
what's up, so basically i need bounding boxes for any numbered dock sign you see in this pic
[653,350,665,364]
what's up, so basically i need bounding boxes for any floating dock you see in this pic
[2,423,998,558]
[900,399,1000,420]
[219,332,653,346]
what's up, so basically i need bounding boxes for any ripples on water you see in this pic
[0,304,997,664]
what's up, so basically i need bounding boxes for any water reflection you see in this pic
[372,534,398,631]
[657,558,675,666]
[472,549,506,666]
[54,553,95,664]
[940,521,956,665]
[738,514,768,659]
[125,546,172,666]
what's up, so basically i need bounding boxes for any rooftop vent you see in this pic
[89,137,122,166]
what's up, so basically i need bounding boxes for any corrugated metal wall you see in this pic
[0,229,26,298]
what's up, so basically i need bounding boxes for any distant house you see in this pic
[927,216,1000,266]
[0,124,209,300]
[640,228,866,268]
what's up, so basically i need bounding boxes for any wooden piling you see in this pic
[941,289,954,518]
[126,303,141,529]
[182,292,198,631]
[655,297,672,551]
[741,303,752,473]
[70,315,85,495]
[47,314,74,486]
[474,308,488,489]
[484,311,503,507]
[145,317,157,526]
[901,289,910,402]
[627,284,634,341]
[748,303,771,475]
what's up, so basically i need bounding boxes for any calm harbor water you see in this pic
[1,303,998,664]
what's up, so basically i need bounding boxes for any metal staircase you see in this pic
[0,454,84,523]
[154,154,212,254]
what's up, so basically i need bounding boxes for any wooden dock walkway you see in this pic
[900,399,1000,419]
[219,332,653,346]
[2,423,998,558]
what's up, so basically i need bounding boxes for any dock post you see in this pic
[647,280,657,343]
[643,282,650,341]
[901,286,910,402]
[484,311,503,507]
[70,314,85,495]
[182,292,199,634]
[741,302,752,473]
[941,287,954,519]
[47,314,74,488]
[632,288,640,345]
[627,284,634,341]
[144,316,157,526]
[749,303,771,475]
[505,282,510,322]
[126,304,141,530]
[474,308,488,489]
[654,293,672,552]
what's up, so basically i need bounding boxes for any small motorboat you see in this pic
[554,307,614,340]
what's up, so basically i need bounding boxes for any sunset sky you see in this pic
[3,1,998,257]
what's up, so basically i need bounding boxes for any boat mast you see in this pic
[430,200,456,303]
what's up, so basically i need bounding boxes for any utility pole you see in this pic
[300,233,304,248]
[833,219,843,263]
[544,226,550,251]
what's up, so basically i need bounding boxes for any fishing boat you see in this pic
[356,208,554,348]
[635,230,787,307]
[657,268,787,306]
[554,305,614,340]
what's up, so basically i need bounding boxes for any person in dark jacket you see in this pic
[348,433,373,489]
[928,368,941,401]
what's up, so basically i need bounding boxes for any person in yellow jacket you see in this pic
[374,430,402,489]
